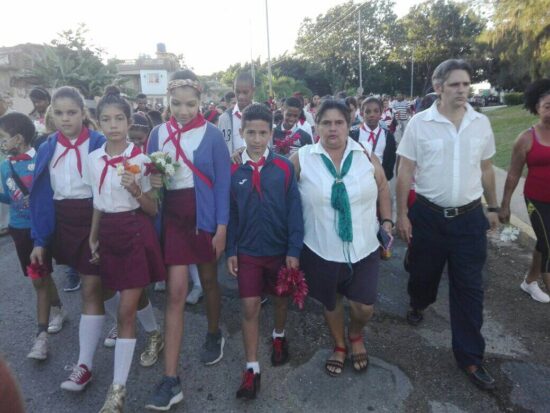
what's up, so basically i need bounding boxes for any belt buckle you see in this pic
[443,207,459,218]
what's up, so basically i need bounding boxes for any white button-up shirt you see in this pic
[298,138,379,263]
[86,143,152,213]
[241,147,270,172]
[397,102,495,208]
[157,121,207,190]
[49,137,92,200]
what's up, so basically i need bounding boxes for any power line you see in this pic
[271,1,366,68]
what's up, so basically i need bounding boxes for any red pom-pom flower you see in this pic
[275,267,309,310]
[27,263,48,280]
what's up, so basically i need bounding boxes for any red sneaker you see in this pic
[60,364,92,391]
[236,368,261,400]
[271,337,289,366]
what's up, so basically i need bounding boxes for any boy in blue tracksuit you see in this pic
[226,103,303,400]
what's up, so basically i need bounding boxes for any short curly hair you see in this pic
[524,79,550,115]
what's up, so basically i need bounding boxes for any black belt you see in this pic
[416,194,481,218]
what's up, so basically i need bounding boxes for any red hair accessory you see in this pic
[275,266,308,310]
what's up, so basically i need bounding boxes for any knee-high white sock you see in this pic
[137,302,158,333]
[189,265,201,288]
[77,314,105,369]
[104,293,120,321]
[113,338,136,386]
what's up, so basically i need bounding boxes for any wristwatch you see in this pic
[487,206,500,213]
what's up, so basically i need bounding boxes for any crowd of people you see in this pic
[0,58,549,413]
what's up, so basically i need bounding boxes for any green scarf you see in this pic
[320,152,354,263]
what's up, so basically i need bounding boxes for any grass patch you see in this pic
[485,105,537,170]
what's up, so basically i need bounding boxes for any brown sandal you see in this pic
[325,346,347,377]
[348,334,369,373]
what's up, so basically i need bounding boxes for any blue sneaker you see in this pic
[145,376,183,411]
[200,330,225,365]
[63,267,81,292]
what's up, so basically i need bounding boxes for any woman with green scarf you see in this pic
[291,99,392,377]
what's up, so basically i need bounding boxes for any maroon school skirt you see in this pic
[9,227,53,277]
[98,209,166,291]
[53,198,99,275]
[162,188,215,265]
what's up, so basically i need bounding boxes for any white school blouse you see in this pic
[397,102,495,208]
[156,122,207,190]
[298,138,379,263]
[358,124,386,163]
[49,138,92,200]
[85,143,152,213]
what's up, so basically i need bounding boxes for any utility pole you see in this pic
[265,0,273,98]
[358,7,363,95]
[410,47,414,97]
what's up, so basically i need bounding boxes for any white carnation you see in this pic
[165,164,175,176]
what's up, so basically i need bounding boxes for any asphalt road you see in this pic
[0,232,549,413]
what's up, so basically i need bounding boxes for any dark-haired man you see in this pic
[396,59,499,391]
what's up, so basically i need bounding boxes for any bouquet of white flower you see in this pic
[144,151,180,199]
[500,224,520,242]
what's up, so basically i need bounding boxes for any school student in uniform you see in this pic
[227,103,304,400]
[350,97,397,181]
[218,71,255,155]
[0,112,65,360]
[29,86,106,391]
[272,97,313,157]
[86,86,165,413]
[145,70,230,411]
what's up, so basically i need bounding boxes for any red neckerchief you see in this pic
[9,153,32,162]
[53,128,90,177]
[99,144,141,194]
[234,111,242,119]
[361,124,382,145]
[163,115,213,188]
[247,156,266,197]
[163,115,206,161]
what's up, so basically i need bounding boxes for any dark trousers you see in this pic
[407,201,489,368]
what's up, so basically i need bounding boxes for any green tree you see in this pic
[295,0,400,93]
[392,0,486,95]
[30,25,119,98]
[480,0,550,89]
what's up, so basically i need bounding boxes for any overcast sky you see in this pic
[2,0,424,75]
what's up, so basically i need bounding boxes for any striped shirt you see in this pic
[393,100,410,121]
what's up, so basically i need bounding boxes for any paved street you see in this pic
[1,228,549,413]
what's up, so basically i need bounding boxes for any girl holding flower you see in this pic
[145,70,230,411]
[86,86,165,412]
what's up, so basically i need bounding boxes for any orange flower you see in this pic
[124,163,141,174]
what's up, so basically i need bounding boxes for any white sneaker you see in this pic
[520,279,550,303]
[48,306,67,333]
[154,281,166,292]
[27,332,48,360]
[186,286,203,305]
[104,325,117,348]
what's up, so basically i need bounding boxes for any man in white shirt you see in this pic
[396,59,499,391]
